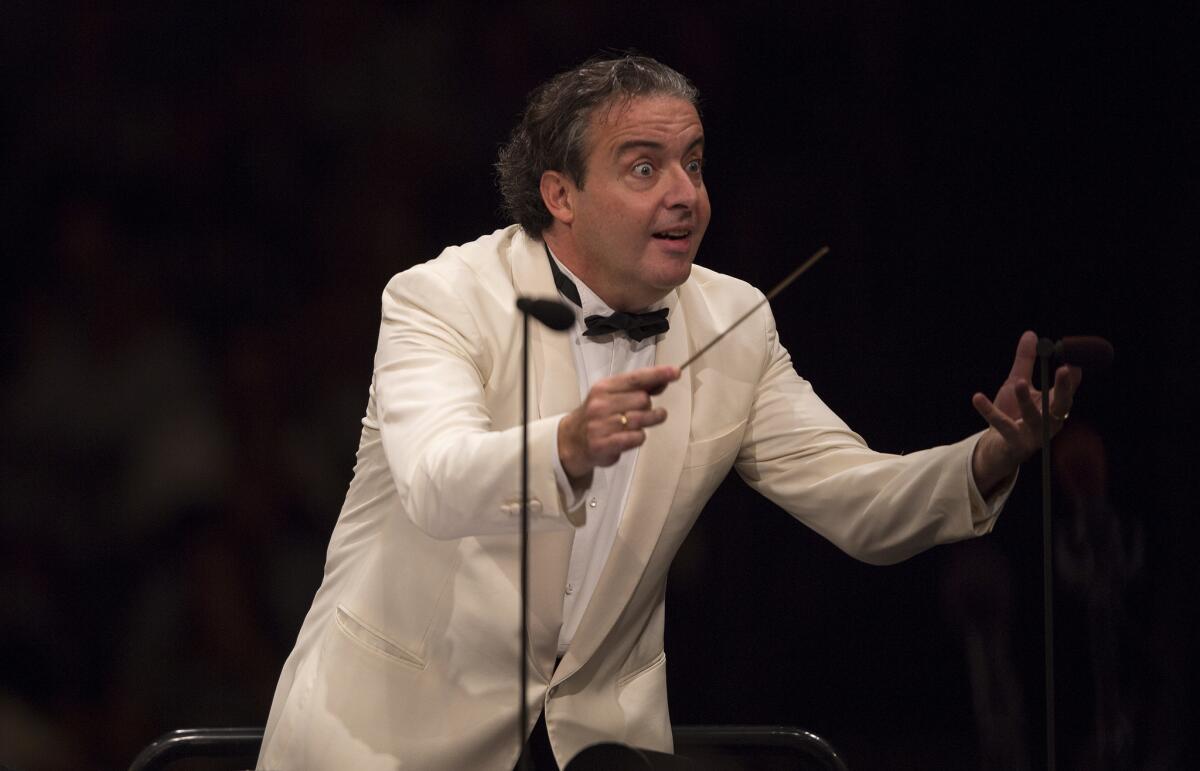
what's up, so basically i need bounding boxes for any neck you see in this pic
[542,230,666,312]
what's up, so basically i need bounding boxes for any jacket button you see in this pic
[528,499,543,515]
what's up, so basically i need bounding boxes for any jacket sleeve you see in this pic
[735,300,1005,565]
[371,262,576,539]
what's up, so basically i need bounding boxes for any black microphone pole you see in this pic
[1035,335,1113,771]
[520,305,530,771]
[1037,342,1056,771]
[516,296,573,770]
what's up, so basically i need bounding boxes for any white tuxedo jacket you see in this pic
[258,226,1000,770]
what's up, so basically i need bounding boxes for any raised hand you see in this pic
[970,331,1082,496]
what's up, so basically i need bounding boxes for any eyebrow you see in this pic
[614,136,705,157]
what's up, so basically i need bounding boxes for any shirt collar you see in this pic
[544,245,671,324]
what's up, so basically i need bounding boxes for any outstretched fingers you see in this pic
[1013,379,1044,431]
[970,331,1088,486]
[1006,330,1039,384]
[1048,364,1082,421]
[972,391,1024,446]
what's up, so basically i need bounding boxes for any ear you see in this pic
[539,170,576,226]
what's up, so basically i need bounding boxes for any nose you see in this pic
[662,163,699,210]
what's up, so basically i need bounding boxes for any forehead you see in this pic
[585,95,703,157]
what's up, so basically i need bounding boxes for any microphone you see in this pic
[1036,336,1114,370]
[517,297,575,330]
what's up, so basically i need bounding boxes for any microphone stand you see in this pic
[1036,340,1055,771]
[515,297,573,770]
[1033,334,1112,771]
[520,307,531,771]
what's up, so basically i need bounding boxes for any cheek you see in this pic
[623,196,659,227]
[696,189,712,225]
[593,196,646,230]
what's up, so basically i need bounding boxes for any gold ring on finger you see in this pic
[618,412,629,427]
[1050,410,1070,421]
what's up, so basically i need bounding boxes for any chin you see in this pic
[653,261,693,290]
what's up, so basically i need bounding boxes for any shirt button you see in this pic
[588,498,598,508]
[565,583,575,595]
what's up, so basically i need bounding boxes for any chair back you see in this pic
[128,724,849,770]
[127,727,263,771]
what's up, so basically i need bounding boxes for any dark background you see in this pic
[2,2,1195,769]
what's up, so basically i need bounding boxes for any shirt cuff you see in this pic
[965,432,1018,527]
[552,415,590,516]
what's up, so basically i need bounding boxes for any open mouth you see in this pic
[652,230,691,241]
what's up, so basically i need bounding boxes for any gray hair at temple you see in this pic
[496,54,700,236]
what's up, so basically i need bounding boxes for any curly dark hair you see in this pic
[496,54,699,237]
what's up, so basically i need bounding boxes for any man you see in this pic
[258,55,1078,770]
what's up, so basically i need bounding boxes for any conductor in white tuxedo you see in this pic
[257,55,1080,770]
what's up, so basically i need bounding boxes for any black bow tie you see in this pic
[544,245,670,342]
[583,308,670,342]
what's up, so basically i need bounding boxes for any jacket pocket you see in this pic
[334,604,427,670]
[617,650,666,688]
[682,420,746,469]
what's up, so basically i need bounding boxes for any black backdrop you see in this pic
[2,2,1195,769]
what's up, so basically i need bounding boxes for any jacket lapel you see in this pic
[509,231,580,680]
[554,290,692,681]
[509,231,580,422]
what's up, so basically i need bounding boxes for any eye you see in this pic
[686,158,704,174]
[632,162,653,177]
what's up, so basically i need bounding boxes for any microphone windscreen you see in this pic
[1056,336,1114,369]
[517,297,575,331]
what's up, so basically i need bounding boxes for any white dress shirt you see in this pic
[548,254,662,655]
